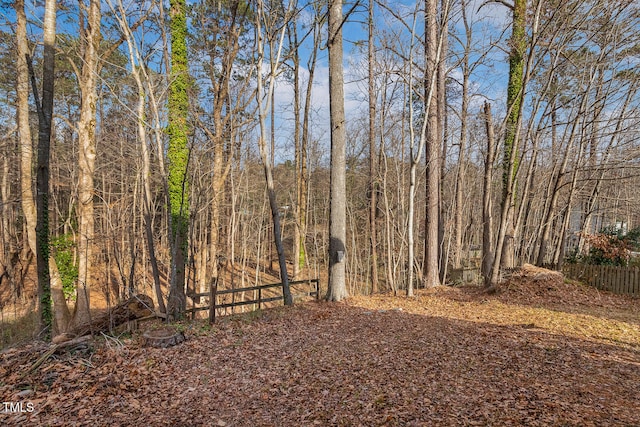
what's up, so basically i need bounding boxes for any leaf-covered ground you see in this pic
[1,270,639,426]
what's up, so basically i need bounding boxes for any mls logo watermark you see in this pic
[2,402,35,413]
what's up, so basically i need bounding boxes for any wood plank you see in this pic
[562,264,640,296]
[186,282,320,314]
[626,267,631,295]
[609,265,615,293]
[191,279,319,298]
[617,265,623,295]
[217,296,284,309]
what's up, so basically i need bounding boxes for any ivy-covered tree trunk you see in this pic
[489,0,527,287]
[501,0,526,270]
[167,0,190,319]
[34,0,57,340]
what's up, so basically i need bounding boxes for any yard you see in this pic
[1,266,639,426]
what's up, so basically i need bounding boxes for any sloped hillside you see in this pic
[1,278,639,426]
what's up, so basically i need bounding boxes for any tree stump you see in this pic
[142,326,186,348]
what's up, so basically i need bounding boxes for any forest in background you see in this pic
[0,0,639,338]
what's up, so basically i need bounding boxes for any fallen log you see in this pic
[69,294,155,337]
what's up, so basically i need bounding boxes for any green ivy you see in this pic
[37,193,52,340]
[51,234,78,300]
[503,0,527,197]
[168,0,190,241]
[166,0,191,318]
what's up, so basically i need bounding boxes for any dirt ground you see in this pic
[1,266,639,426]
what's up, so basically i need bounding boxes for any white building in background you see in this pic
[565,203,629,256]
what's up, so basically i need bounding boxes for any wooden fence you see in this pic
[562,264,640,296]
[186,279,320,320]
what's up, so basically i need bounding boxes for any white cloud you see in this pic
[268,59,367,162]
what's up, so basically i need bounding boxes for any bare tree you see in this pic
[422,0,441,289]
[326,0,348,301]
[406,5,424,296]
[451,0,473,269]
[71,0,102,327]
[190,0,253,291]
[295,6,322,279]
[482,101,496,286]
[254,0,293,305]
[15,0,37,260]
[367,0,380,294]
[107,0,167,313]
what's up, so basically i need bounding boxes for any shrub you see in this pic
[583,232,631,266]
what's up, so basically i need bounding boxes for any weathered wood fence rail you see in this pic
[562,264,640,296]
[186,279,320,320]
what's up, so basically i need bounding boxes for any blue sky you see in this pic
[268,0,513,164]
[0,0,514,165]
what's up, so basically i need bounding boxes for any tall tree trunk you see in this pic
[16,18,68,330]
[382,149,396,292]
[16,0,37,259]
[297,11,321,278]
[205,2,246,292]
[290,20,302,279]
[502,0,527,270]
[254,0,292,306]
[167,0,190,319]
[368,0,379,294]
[453,0,470,269]
[114,0,166,313]
[0,144,12,297]
[536,93,585,266]
[482,101,496,287]
[74,0,101,327]
[407,63,421,295]
[437,0,449,284]
[32,0,57,339]
[489,0,527,286]
[326,0,348,301]
[422,0,440,289]
[406,8,422,296]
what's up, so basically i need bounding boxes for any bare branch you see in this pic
[478,0,513,12]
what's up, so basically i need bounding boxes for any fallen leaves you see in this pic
[1,276,639,426]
